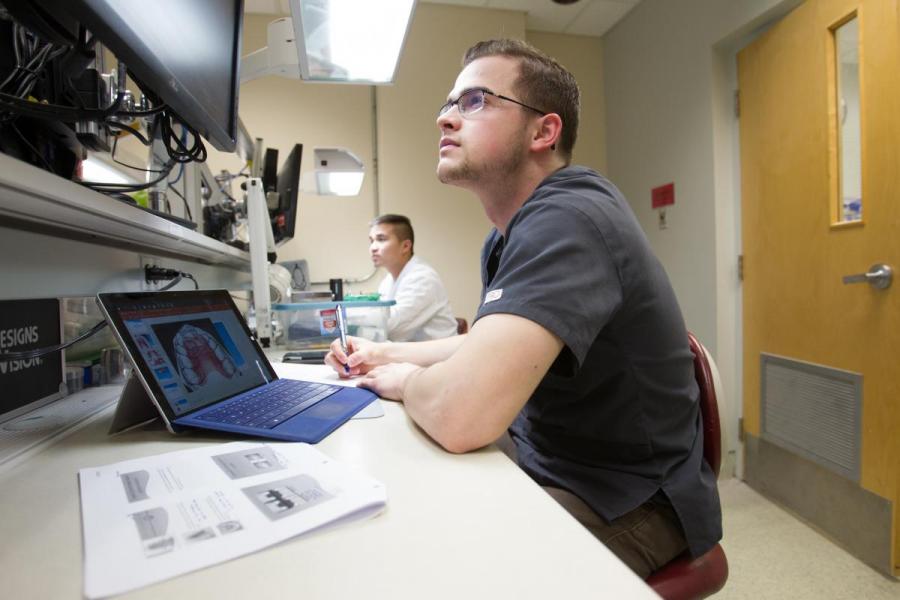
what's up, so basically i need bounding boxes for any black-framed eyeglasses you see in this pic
[438,88,547,118]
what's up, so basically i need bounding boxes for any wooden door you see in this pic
[739,0,899,575]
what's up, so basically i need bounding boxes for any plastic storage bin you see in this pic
[272,300,395,350]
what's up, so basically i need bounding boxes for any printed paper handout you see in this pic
[79,442,386,598]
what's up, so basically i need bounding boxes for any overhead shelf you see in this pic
[0,153,249,269]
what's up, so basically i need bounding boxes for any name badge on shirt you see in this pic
[484,289,503,304]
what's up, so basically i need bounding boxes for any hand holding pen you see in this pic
[325,331,382,378]
[335,303,351,374]
[326,305,384,377]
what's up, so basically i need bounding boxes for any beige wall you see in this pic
[526,31,605,173]
[207,13,377,292]
[208,4,606,324]
[603,0,803,475]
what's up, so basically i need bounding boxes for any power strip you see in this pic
[0,386,120,472]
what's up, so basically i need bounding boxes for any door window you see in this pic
[832,16,862,224]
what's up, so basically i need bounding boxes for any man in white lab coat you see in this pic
[369,214,457,342]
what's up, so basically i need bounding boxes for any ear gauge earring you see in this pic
[551,144,557,150]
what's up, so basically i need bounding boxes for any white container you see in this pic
[272,300,395,350]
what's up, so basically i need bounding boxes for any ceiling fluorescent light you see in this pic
[291,0,417,84]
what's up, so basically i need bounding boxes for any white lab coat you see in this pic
[378,256,458,342]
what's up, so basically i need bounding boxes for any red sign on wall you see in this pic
[651,182,675,209]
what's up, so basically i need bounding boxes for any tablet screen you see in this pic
[98,290,276,418]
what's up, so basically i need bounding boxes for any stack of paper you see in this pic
[79,442,386,598]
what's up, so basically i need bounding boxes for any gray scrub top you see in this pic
[476,165,722,557]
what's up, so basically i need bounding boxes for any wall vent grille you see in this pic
[760,353,861,481]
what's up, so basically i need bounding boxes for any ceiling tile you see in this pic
[246,0,643,36]
[563,0,636,36]
[487,0,585,33]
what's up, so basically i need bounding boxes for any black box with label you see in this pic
[0,298,64,419]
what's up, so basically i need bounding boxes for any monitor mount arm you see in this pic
[246,177,276,347]
[240,18,300,84]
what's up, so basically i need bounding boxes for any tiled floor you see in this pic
[716,478,898,599]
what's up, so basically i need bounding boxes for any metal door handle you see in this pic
[842,264,893,289]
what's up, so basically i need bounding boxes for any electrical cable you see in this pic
[146,266,200,290]
[213,168,248,204]
[0,89,130,122]
[166,132,188,185]
[0,21,211,214]
[0,25,65,94]
[78,160,174,193]
[168,162,184,185]
[159,110,206,163]
[0,274,203,361]
[108,134,164,174]
[116,104,166,117]
[166,182,193,222]
[0,320,108,361]
[105,119,150,146]
[158,275,183,291]
[1,49,144,151]
[0,227,199,363]
[0,23,70,124]
[9,122,57,174]
[155,273,198,291]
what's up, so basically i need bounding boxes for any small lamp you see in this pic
[313,147,364,196]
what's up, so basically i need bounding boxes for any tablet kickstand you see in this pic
[108,372,165,435]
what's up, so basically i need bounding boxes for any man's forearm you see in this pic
[398,315,564,454]
[380,333,467,367]
[400,358,487,453]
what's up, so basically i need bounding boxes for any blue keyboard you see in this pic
[196,379,340,429]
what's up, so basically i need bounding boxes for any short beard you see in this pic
[437,135,527,187]
[437,160,474,184]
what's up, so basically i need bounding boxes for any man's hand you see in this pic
[324,335,385,378]
[357,362,422,401]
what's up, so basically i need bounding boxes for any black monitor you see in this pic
[262,148,279,193]
[28,0,243,152]
[271,144,302,246]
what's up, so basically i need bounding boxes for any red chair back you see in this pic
[455,317,469,335]
[687,332,721,476]
[646,333,728,599]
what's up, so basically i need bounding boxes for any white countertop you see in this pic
[0,363,658,599]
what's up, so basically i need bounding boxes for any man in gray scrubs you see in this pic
[326,39,722,578]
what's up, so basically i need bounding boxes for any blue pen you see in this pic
[336,303,350,374]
